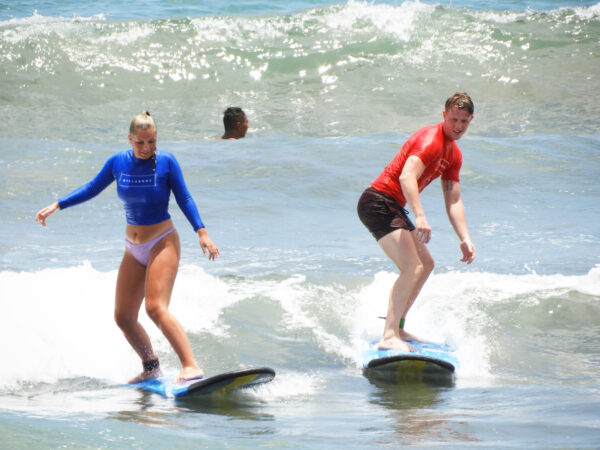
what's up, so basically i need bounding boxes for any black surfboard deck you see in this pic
[133,367,276,397]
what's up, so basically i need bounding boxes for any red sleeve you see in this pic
[404,125,439,167]
[441,142,462,182]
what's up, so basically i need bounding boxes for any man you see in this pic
[357,92,476,352]
[219,107,248,140]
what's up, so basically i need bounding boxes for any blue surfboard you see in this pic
[132,367,276,397]
[363,341,458,376]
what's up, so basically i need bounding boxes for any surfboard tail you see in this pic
[133,367,276,398]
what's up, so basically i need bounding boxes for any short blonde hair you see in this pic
[129,110,157,135]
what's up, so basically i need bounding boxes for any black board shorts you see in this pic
[357,187,415,241]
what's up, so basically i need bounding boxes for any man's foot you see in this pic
[377,337,416,352]
[175,366,205,383]
[128,367,162,384]
[399,329,425,343]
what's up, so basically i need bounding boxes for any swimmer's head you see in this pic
[222,107,248,139]
[445,92,474,116]
[129,110,157,136]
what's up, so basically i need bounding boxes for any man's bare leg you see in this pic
[377,228,424,351]
[397,231,435,342]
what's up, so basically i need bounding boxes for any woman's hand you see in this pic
[35,202,60,226]
[198,228,220,261]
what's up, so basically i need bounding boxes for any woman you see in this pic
[35,111,219,383]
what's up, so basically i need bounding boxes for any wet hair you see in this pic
[445,92,474,115]
[223,107,246,132]
[129,110,157,135]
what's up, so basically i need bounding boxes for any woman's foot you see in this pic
[377,336,416,352]
[175,366,205,383]
[128,367,162,384]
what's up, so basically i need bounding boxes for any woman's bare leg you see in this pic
[114,251,161,383]
[145,231,203,382]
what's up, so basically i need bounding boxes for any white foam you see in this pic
[0,12,106,44]
[95,24,154,45]
[320,0,434,40]
[0,12,106,29]
[2,263,598,389]
[470,3,600,25]
[246,371,321,400]
[570,3,600,20]
[172,264,245,336]
[0,262,242,389]
[346,266,600,382]
[0,262,133,387]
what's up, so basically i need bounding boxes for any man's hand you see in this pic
[460,238,476,264]
[414,215,431,244]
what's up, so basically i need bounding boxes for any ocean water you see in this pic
[1,0,599,448]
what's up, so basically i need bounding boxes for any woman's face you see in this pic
[129,128,157,159]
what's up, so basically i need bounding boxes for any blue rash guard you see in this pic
[58,149,205,231]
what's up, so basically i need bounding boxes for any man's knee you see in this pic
[422,257,434,276]
[414,262,426,280]
[410,255,434,280]
[400,260,424,281]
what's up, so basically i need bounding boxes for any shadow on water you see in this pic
[175,391,274,419]
[364,366,455,410]
[363,367,479,445]
[4,377,276,426]
[111,388,274,426]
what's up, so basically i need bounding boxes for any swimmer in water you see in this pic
[218,107,248,140]
[35,111,219,383]
[357,92,476,352]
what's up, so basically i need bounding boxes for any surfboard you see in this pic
[362,340,458,378]
[132,367,276,397]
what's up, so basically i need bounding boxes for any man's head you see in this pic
[222,107,248,139]
[443,92,474,141]
[445,92,474,115]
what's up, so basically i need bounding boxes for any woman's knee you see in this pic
[114,308,137,331]
[145,301,168,324]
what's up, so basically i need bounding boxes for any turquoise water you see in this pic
[1,0,599,448]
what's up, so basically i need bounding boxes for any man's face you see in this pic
[237,116,248,138]
[442,106,473,141]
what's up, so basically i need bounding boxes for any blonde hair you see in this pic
[129,110,157,135]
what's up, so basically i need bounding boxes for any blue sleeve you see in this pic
[167,154,205,231]
[58,156,115,210]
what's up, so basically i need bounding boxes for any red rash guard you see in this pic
[370,122,462,207]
